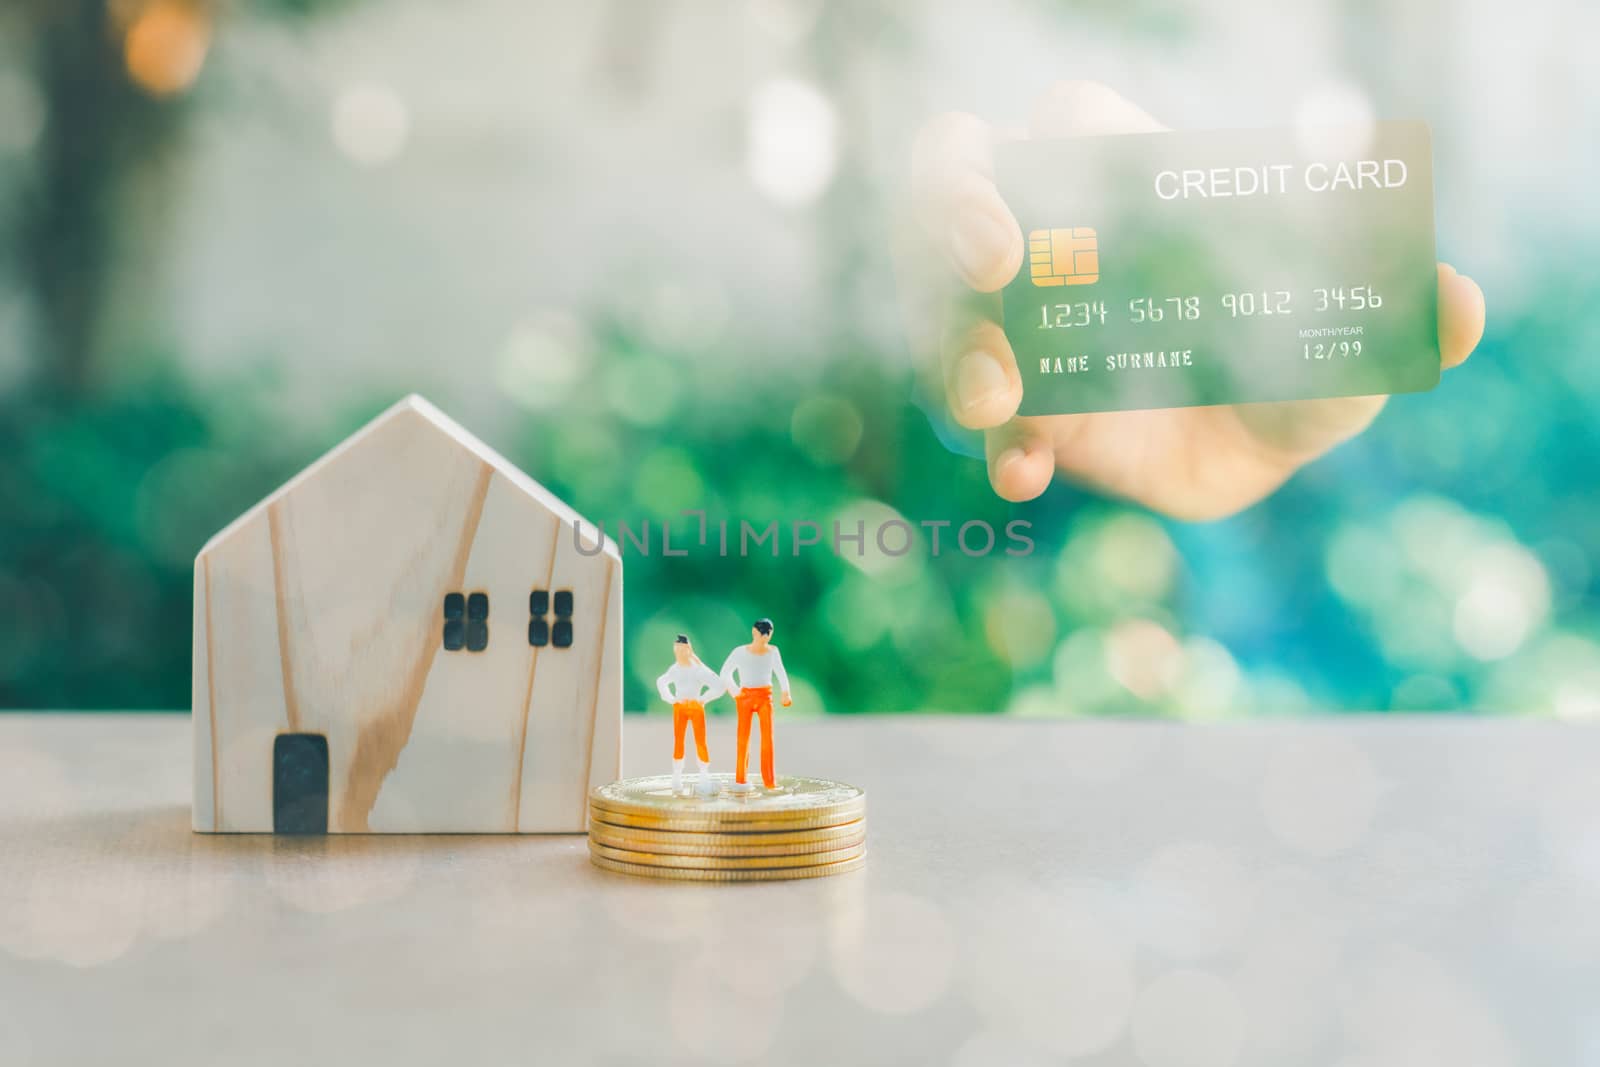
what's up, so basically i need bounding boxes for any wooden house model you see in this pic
[192,395,622,833]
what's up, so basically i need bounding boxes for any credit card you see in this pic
[996,121,1440,415]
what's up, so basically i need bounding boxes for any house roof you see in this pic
[197,394,618,562]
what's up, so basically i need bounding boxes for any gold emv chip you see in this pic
[1028,227,1099,286]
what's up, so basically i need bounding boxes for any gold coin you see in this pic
[588,821,866,857]
[588,817,865,848]
[589,774,864,825]
[589,851,867,882]
[589,806,863,833]
[589,839,866,869]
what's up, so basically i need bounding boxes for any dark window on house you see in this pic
[444,591,489,652]
[443,593,465,651]
[553,588,574,648]
[467,592,489,652]
[273,733,329,834]
[530,588,574,648]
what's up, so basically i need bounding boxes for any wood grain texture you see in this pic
[191,396,622,833]
[508,512,562,829]
[192,555,218,830]
[579,561,611,805]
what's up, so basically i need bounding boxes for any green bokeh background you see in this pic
[2,0,1596,715]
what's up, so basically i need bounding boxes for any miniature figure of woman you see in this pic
[656,634,724,795]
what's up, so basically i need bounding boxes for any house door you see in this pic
[273,733,329,833]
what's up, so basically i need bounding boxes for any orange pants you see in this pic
[734,687,775,788]
[673,700,709,762]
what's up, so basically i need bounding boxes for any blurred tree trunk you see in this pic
[23,0,177,395]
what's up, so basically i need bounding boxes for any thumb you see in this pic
[1028,80,1168,138]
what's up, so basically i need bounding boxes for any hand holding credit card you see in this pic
[900,81,1486,515]
[1000,121,1440,415]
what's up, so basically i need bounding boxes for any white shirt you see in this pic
[657,661,724,705]
[720,645,790,694]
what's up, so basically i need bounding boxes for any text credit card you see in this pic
[997,121,1440,415]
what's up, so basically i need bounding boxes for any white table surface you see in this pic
[1,712,1597,1067]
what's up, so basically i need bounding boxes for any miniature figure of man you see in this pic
[656,634,724,795]
[719,618,791,791]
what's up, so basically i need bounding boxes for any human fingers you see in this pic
[1437,263,1486,370]
[910,111,1024,292]
[943,302,1022,429]
[985,419,1056,502]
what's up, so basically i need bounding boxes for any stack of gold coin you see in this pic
[587,774,866,882]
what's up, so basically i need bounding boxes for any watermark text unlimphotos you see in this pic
[573,511,1033,559]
